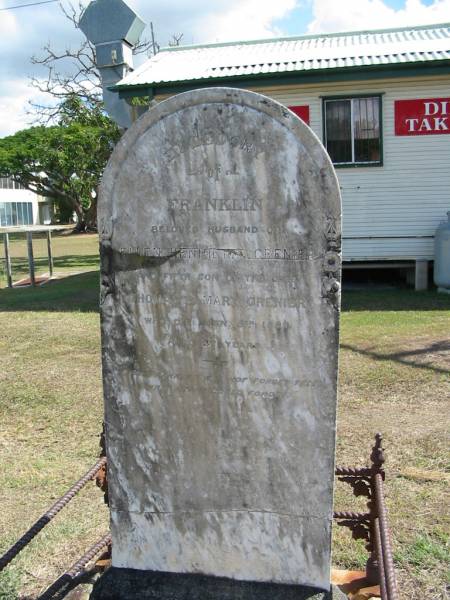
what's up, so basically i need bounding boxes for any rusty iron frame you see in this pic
[1,431,398,599]
[36,533,111,600]
[0,457,106,573]
[334,433,399,600]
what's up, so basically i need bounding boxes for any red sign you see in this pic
[395,98,450,135]
[288,105,310,125]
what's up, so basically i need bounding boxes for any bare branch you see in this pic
[168,33,184,47]
[27,0,182,131]
[28,0,157,123]
[29,2,102,121]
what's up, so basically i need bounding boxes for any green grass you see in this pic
[394,532,450,598]
[0,268,449,599]
[0,570,21,600]
[0,231,99,288]
[0,271,99,312]
[395,532,449,570]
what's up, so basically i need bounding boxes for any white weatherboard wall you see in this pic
[156,75,450,261]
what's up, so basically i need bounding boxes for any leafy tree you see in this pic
[0,96,121,230]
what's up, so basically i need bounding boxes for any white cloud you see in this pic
[1,0,449,137]
[0,80,49,137]
[0,0,18,38]
[307,0,450,33]
[196,0,299,42]
[0,0,299,137]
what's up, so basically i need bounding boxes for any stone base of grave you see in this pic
[90,568,347,600]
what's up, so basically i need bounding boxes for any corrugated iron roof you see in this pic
[116,23,450,90]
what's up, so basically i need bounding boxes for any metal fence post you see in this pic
[47,230,53,277]
[3,233,12,288]
[26,231,36,286]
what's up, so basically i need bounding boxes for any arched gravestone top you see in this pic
[99,88,342,592]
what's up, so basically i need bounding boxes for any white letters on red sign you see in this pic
[395,97,450,135]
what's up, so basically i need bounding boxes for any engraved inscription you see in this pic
[119,247,318,261]
[162,122,262,163]
[99,89,341,588]
[167,197,262,211]
[187,162,239,179]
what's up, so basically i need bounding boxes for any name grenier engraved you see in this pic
[98,88,342,596]
[119,246,315,260]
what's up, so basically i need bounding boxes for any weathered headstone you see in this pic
[94,88,342,598]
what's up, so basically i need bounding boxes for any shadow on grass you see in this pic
[342,288,450,311]
[1,254,99,271]
[0,271,99,313]
[341,341,450,376]
[53,254,99,269]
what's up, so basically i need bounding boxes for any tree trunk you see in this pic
[86,195,98,231]
[73,201,87,232]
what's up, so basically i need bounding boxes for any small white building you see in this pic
[0,177,52,226]
[113,22,450,289]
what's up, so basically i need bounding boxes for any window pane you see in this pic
[325,100,352,163]
[0,203,5,226]
[354,97,380,162]
[5,203,12,226]
[17,202,24,225]
[27,203,33,224]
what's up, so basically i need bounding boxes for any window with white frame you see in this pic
[324,96,382,166]
[0,202,33,226]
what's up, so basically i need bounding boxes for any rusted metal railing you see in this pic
[374,472,399,600]
[37,533,111,600]
[334,433,399,600]
[1,432,398,599]
[374,514,388,599]
[0,457,106,572]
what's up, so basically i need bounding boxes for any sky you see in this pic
[0,0,449,137]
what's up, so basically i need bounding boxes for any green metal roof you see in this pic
[115,22,450,92]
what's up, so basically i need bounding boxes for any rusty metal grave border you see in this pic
[0,433,398,600]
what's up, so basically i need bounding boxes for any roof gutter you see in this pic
[110,59,450,100]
